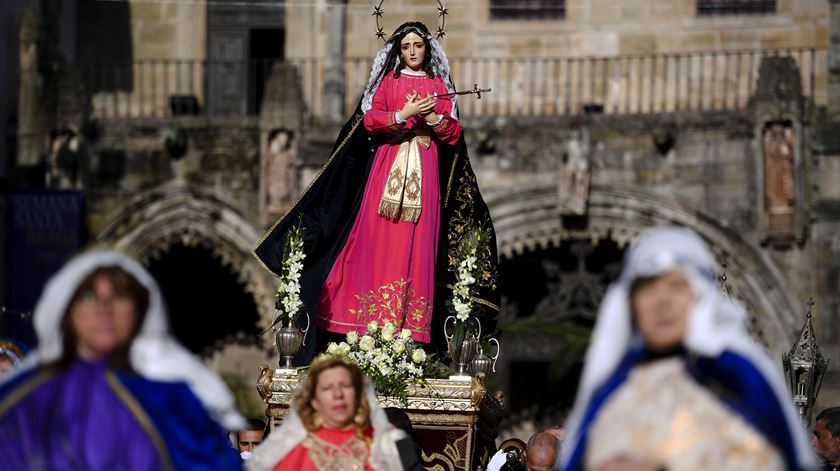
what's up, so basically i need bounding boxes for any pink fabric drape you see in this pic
[314,71,462,343]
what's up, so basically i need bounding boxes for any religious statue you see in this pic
[557,123,590,215]
[264,128,296,217]
[254,20,499,356]
[762,120,796,240]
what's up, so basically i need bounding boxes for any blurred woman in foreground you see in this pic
[561,227,816,471]
[0,250,244,470]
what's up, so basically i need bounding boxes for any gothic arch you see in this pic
[488,183,800,359]
[95,182,276,333]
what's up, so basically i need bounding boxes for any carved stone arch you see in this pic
[488,183,800,359]
[95,182,276,334]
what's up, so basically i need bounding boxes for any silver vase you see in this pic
[274,312,309,370]
[444,316,482,379]
[471,338,500,377]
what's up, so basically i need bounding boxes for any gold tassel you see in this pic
[378,199,402,221]
[401,206,421,223]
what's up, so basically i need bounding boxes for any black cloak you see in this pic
[254,103,499,356]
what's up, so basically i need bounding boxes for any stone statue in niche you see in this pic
[264,128,296,217]
[557,123,590,215]
[762,120,796,241]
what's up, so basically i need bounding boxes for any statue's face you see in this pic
[400,31,426,71]
[631,270,694,352]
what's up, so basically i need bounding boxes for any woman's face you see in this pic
[69,275,138,360]
[400,31,426,71]
[631,270,694,352]
[311,366,357,429]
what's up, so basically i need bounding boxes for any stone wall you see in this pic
[85,117,260,235]
[285,0,829,60]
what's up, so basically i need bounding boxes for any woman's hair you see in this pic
[377,22,435,83]
[54,266,150,370]
[294,356,372,438]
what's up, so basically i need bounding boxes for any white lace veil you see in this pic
[247,378,407,471]
[361,23,457,117]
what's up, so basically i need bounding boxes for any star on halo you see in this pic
[372,4,384,18]
[436,27,446,39]
[376,27,386,41]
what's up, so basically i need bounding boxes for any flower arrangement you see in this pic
[270,221,306,330]
[326,321,435,404]
[447,225,492,356]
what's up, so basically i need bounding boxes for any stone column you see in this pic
[17,7,43,167]
[322,0,346,120]
[830,0,840,121]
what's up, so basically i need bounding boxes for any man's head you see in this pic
[814,407,840,465]
[525,432,560,471]
[238,418,266,453]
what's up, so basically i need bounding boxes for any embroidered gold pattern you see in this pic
[349,278,432,333]
[386,167,404,196]
[586,358,785,471]
[302,433,369,471]
[406,170,421,201]
[446,159,499,293]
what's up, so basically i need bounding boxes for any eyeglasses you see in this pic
[78,290,133,307]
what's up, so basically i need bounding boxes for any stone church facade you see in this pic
[2,0,838,420]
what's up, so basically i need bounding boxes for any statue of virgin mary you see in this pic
[254,21,499,358]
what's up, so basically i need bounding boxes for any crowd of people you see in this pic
[0,227,837,470]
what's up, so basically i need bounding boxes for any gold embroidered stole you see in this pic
[379,134,430,223]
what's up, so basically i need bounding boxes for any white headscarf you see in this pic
[560,226,815,470]
[247,376,406,471]
[1,250,246,430]
[361,23,457,116]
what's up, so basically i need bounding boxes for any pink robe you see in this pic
[314,70,462,343]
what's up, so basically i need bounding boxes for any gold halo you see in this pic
[373,0,448,42]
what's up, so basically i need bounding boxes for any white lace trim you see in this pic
[361,25,457,116]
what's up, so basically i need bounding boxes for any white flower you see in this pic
[367,321,379,333]
[393,340,406,354]
[400,329,413,340]
[381,329,394,342]
[326,343,339,354]
[338,342,352,355]
[412,349,427,363]
[382,321,396,335]
[359,335,376,352]
[346,331,359,345]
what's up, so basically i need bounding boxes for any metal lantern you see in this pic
[782,298,829,426]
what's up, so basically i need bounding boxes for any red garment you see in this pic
[314,70,462,343]
[271,426,375,471]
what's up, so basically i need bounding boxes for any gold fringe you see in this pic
[400,206,421,223]
[378,199,402,220]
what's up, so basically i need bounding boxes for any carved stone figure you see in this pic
[264,128,295,217]
[763,121,796,240]
[557,124,590,215]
